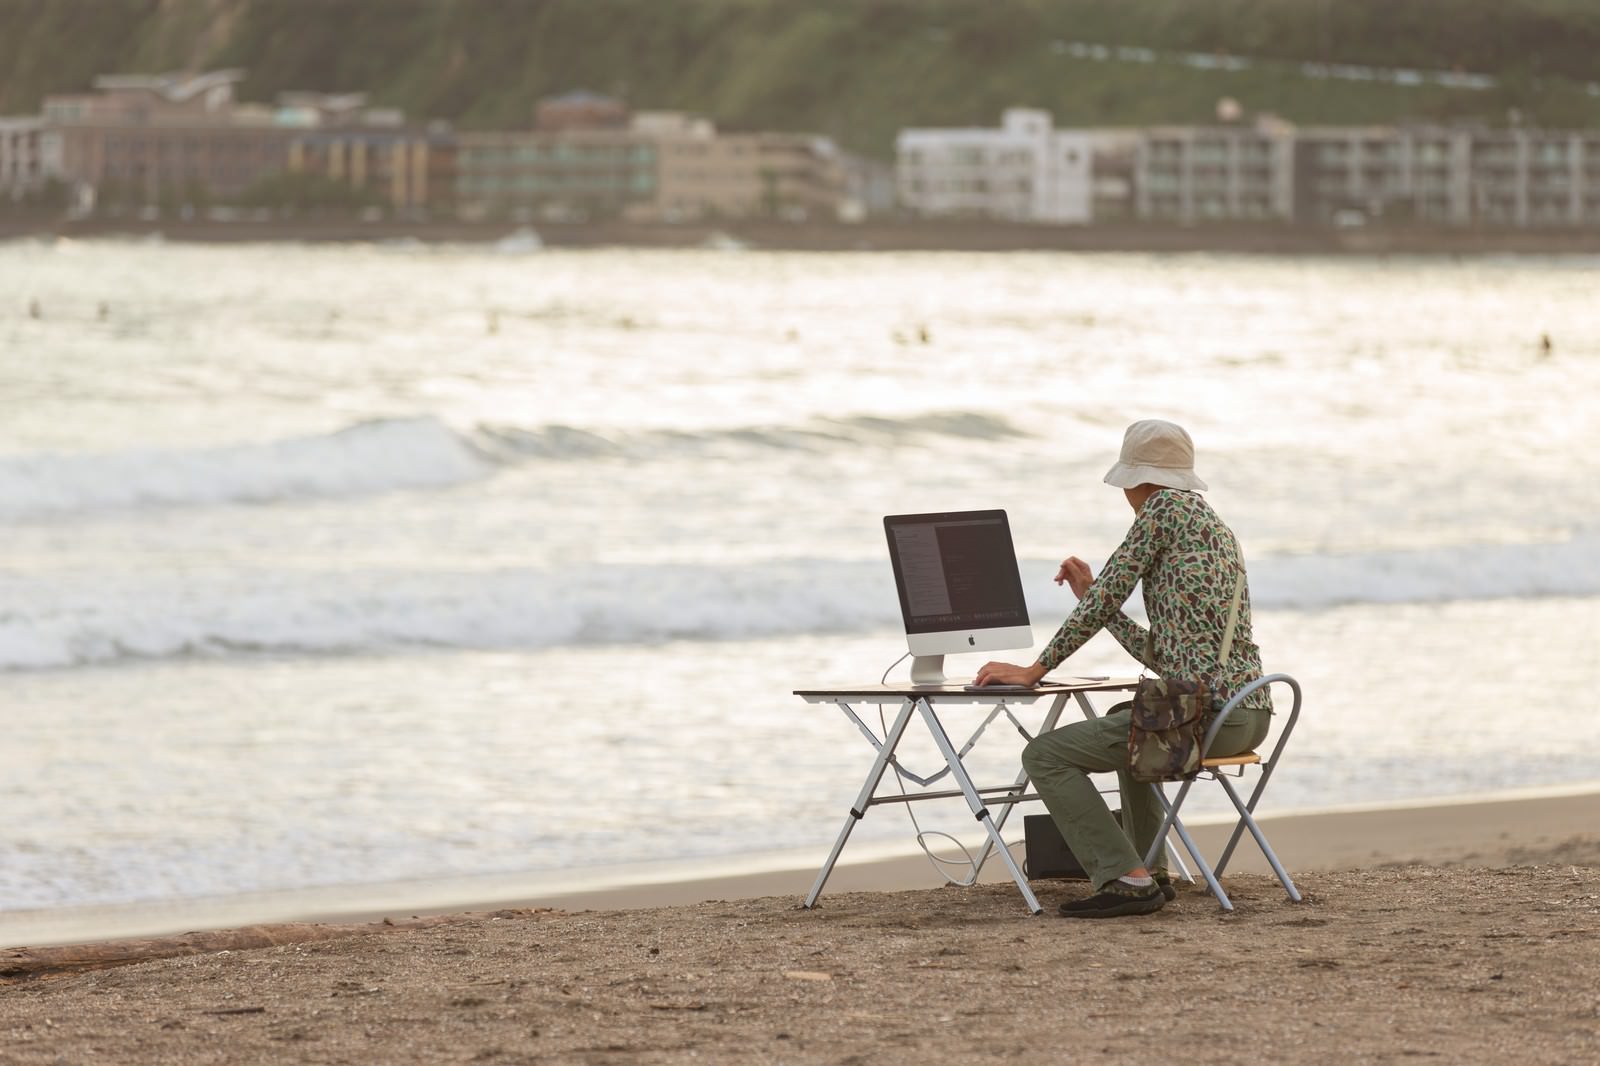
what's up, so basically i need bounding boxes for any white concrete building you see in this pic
[896,108,1095,224]
[0,117,62,199]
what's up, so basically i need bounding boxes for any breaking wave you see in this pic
[0,411,1028,519]
[3,534,1594,671]
[0,416,488,520]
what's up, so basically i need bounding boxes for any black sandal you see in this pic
[1059,881,1166,919]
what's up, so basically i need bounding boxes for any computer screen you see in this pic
[883,509,1032,682]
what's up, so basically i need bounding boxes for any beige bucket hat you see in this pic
[1103,419,1208,492]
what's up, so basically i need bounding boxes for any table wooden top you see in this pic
[793,677,1139,701]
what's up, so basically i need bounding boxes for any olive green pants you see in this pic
[1020,703,1271,891]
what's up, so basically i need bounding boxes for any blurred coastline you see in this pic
[9,218,1600,254]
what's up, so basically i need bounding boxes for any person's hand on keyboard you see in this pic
[973,660,1047,687]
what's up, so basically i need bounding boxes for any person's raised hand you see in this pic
[1055,556,1094,598]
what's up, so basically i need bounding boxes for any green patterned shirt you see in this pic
[1036,489,1271,711]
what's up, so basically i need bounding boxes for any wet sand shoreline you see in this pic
[6,787,1598,949]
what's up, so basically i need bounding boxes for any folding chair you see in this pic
[1143,673,1304,912]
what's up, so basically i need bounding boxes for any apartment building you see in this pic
[42,70,293,205]
[896,110,1600,229]
[1469,129,1600,227]
[38,71,449,211]
[454,103,845,223]
[1138,123,1599,228]
[0,117,62,199]
[1136,125,1296,223]
[639,112,844,223]
[287,126,455,213]
[454,128,657,220]
[1294,126,1600,227]
[897,109,1096,223]
[1291,127,1457,224]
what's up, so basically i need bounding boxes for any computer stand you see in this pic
[909,655,946,685]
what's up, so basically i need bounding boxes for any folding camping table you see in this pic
[794,677,1140,916]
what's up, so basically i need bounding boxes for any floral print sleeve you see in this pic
[1034,490,1271,712]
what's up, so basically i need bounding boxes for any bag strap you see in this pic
[1216,569,1244,669]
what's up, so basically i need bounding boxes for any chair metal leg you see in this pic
[1216,774,1302,903]
[1147,782,1232,912]
[1140,782,1196,884]
[1215,758,1282,878]
[1169,847,1195,884]
[1211,673,1303,882]
[1142,779,1192,869]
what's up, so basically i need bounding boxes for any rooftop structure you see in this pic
[536,90,629,132]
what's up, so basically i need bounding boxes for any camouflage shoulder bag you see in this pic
[1127,571,1244,783]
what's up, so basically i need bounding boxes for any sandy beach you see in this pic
[4,790,1599,1064]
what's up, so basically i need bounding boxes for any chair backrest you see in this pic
[1199,673,1303,771]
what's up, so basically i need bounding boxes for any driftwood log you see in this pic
[1,908,553,983]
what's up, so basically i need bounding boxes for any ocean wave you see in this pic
[0,411,1028,519]
[1247,534,1599,609]
[470,410,1026,460]
[2,535,1594,671]
[0,560,893,671]
[0,416,489,519]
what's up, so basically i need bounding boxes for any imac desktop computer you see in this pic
[883,509,1033,685]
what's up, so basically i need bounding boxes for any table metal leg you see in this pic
[967,693,1069,881]
[916,698,1043,915]
[803,697,917,909]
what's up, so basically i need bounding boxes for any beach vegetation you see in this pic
[1,1,1598,158]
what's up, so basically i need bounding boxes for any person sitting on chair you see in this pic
[975,419,1271,918]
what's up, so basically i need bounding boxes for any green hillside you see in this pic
[3,0,1599,157]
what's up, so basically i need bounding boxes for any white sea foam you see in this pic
[3,535,1594,671]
